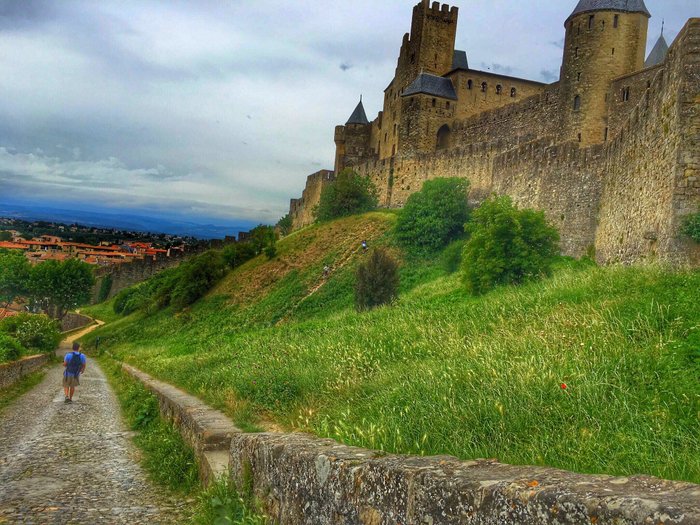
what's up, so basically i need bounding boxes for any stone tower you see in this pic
[560,0,650,145]
[380,1,458,160]
[334,98,371,173]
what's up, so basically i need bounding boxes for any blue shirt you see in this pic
[64,352,86,377]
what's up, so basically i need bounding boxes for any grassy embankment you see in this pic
[81,212,700,484]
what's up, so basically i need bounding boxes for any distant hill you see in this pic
[0,201,257,239]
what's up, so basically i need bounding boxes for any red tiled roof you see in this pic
[0,241,29,250]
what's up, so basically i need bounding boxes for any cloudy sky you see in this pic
[0,0,695,227]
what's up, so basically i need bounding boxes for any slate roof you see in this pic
[346,100,369,126]
[567,0,650,22]
[402,73,458,100]
[452,50,469,70]
[644,33,669,67]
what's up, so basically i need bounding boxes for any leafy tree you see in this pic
[222,242,257,269]
[395,177,470,253]
[680,207,700,243]
[249,225,277,255]
[461,196,560,295]
[277,214,293,236]
[264,243,277,260]
[29,259,95,319]
[355,248,399,311]
[0,251,31,312]
[170,250,227,311]
[0,313,60,353]
[0,231,11,241]
[315,169,378,221]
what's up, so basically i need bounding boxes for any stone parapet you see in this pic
[0,354,50,389]
[121,364,240,484]
[123,364,700,523]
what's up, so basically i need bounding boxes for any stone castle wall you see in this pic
[297,20,699,265]
[596,19,700,265]
[289,170,335,230]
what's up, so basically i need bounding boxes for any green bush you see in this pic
[170,250,227,311]
[223,242,256,269]
[461,196,560,295]
[355,248,400,311]
[97,274,113,303]
[395,177,470,253]
[0,333,25,363]
[113,287,138,315]
[0,313,60,353]
[315,169,378,222]
[680,208,700,243]
[441,239,465,274]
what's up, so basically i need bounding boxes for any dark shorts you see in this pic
[63,375,80,387]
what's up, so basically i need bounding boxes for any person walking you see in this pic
[63,342,86,403]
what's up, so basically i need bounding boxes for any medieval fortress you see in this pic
[288,0,699,265]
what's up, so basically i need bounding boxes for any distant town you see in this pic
[0,217,214,267]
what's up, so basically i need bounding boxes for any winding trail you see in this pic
[0,324,189,524]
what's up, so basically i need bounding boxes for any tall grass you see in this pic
[81,216,700,484]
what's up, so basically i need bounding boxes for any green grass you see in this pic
[81,297,121,324]
[81,214,700,484]
[0,370,46,414]
[100,357,199,493]
[191,476,268,525]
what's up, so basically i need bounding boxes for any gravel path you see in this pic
[0,335,190,524]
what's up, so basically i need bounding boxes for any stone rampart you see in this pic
[289,170,335,230]
[0,354,50,390]
[123,364,700,524]
[596,19,700,265]
[91,250,190,304]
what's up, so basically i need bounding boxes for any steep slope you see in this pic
[81,214,700,484]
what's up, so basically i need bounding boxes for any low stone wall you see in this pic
[0,354,50,389]
[124,365,700,524]
[121,364,238,485]
[60,312,94,333]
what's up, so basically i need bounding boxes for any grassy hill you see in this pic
[82,213,700,484]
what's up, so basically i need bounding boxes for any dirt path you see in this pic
[0,325,189,524]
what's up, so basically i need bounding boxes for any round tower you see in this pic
[560,0,650,146]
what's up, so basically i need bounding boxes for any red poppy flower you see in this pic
[560,383,567,390]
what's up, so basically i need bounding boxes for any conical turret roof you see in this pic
[567,0,650,23]
[644,33,669,67]
[346,99,369,126]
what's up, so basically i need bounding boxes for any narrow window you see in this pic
[496,84,502,95]
[577,72,581,81]
[601,20,605,31]
[622,87,630,101]
[432,98,436,107]
[574,95,581,111]
[578,133,582,142]
[446,101,450,109]
[467,79,473,90]
[392,144,396,156]
[575,47,579,58]
[612,47,615,55]
[481,81,487,92]
[604,127,609,141]
[588,15,594,30]
[410,53,416,64]
[613,15,619,28]
[577,24,580,35]
[384,133,387,142]
[510,87,516,98]
[393,123,397,136]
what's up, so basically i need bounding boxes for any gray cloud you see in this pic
[0,0,695,224]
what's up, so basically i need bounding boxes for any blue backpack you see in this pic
[66,352,83,375]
